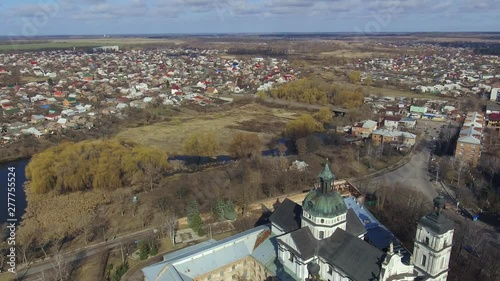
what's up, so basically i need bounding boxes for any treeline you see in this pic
[265,78,365,109]
[26,140,168,194]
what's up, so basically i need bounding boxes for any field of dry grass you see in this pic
[320,50,392,58]
[115,103,306,155]
[21,76,48,83]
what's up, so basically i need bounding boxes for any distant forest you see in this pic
[424,41,500,56]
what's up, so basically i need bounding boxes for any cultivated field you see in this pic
[0,38,186,51]
[115,103,305,155]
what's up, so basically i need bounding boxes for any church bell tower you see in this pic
[413,196,454,281]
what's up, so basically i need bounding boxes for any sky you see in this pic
[1,0,499,36]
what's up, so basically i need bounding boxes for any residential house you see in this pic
[20,127,43,138]
[8,122,28,131]
[57,118,67,126]
[54,91,66,98]
[206,87,218,95]
[116,103,128,110]
[61,109,75,117]
[491,88,499,101]
[399,117,417,129]
[63,97,77,107]
[487,113,500,127]
[352,120,378,138]
[371,129,416,147]
[31,114,45,124]
[45,113,61,121]
[383,116,401,129]
[410,105,427,115]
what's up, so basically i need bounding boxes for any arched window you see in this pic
[321,219,324,223]
[422,255,427,266]
[328,265,333,274]
[319,231,325,239]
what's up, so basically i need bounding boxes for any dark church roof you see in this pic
[290,227,317,260]
[419,196,454,235]
[269,198,302,233]
[346,209,367,237]
[419,212,454,235]
[283,227,385,281]
[319,228,385,281]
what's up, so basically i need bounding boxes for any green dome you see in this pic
[302,189,347,218]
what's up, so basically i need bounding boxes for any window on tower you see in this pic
[320,231,325,239]
[289,252,295,263]
[425,237,430,245]
[422,255,427,266]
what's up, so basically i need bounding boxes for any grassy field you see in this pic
[320,50,393,58]
[116,103,305,155]
[318,71,454,101]
[20,76,49,83]
[0,38,186,51]
[353,84,455,100]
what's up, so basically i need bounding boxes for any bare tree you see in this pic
[113,189,133,216]
[78,212,97,245]
[165,212,178,246]
[453,157,469,186]
[295,138,308,157]
[138,204,153,228]
[276,143,289,171]
[17,223,38,265]
[453,220,480,258]
[154,196,170,214]
[50,251,70,281]
[480,154,500,186]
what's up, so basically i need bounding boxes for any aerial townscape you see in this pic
[0,2,499,281]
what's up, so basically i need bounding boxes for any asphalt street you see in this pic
[370,120,445,201]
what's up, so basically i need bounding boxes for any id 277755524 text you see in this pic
[4,166,17,274]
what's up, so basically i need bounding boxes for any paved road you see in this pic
[11,228,157,281]
[369,120,445,201]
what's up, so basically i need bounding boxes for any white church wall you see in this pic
[414,224,454,279]
[301,213,347,240]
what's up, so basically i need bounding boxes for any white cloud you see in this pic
[5,0,500,24]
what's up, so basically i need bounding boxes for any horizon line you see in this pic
[2,31,500,38]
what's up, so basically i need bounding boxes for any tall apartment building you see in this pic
[454,112,484,167]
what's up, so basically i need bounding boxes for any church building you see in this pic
[142,162,455,281]
[270,162,454,280]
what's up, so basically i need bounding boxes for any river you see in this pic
[0,158,28,224]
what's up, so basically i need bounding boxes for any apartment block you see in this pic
[454,111,484,167]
